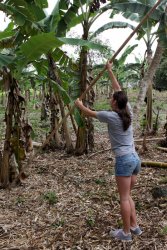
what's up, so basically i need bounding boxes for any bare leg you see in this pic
[116,176,131,234]
[129,175,138,228]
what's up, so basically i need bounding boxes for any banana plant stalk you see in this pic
[42,0,162,149]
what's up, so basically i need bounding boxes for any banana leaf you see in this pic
[57,37,106,51]
[0,22,14,39]
[0,53,15,68]
[112,2,162,22]
[51,79,84,127]
[90,21,135,40]
[19,32,63,63]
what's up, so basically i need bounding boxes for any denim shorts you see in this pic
[115,152,141,176]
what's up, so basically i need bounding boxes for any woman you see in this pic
[75,61,142,241]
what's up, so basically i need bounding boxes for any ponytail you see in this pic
[113,91,131,131]
[117,108,131,131]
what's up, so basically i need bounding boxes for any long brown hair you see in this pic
[113,91,131,131]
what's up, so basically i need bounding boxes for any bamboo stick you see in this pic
[156,146,167,152]
[142,161,167,168]
[42,0,162,148]
[135,137,164,143]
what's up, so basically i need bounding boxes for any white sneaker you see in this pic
[109,229,132,241]
[130,226,143,235]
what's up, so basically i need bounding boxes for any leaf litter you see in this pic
[0,132,167,250]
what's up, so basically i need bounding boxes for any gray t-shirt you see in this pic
[96,103,135,156]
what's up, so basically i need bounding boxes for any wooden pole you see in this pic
[142,161,167,168]
[42,0,162,148]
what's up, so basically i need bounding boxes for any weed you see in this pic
[117,219,123,228]
[135,201,142,211]
[160,226,167,235]
[86,217,95,228]
[42,191,58,205]
[86,209,96,228]
[159,177,167,184]
[16,196,25,205]
[108,169,114,175]
[95,178,106,185]
[51,219,65,228]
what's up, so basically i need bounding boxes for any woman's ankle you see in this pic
[130,225,138,230]
[123,228,131,234]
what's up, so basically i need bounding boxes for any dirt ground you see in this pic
[0,131,167,250]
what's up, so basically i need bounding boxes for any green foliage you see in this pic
[0,54,15,68]
[34,0,48,9]
[52,48,75,67]
[95,178,106,185]
[51,79,71,105]
[56,0,80,36]
[19,32,63,64]
[112,1,162,22]
[58,37,106,52]
[51,219,65,228]
[135,201,142,212]
[73,108,84,127]
[90,21,135,40]
[160,226,167,235]
[159,177,167,185]
[86,209,96,228]
[86,217,95,227]
[112,0,167,46]
[0,22,14,39]
[117,219,123,228]
[94,99,110,110]
[0,0,46,26]
[16,196,25,205]
[42,191,58,205]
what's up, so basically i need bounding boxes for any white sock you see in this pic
[122,230,130,236]
[130,225,138,230]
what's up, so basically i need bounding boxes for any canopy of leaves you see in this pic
[112,0,167,45]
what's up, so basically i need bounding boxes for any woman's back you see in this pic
[97,109,135,156]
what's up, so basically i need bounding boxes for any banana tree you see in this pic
[57,0,120,155]
[0,0,69,186]
[111,0,167,132]
[1,0,105,148]
[0,0,53,187]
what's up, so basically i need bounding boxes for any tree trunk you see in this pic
[133,41,164,131]
[67,104,77,136]
[49,87,62,149]
[75,23,95,155]
[145,44,153,133]
[57,93,74,153]
[146,83,153,132]
[33,88,37,109]
[75,46,88,155]
[0,69,30,188]
[25,89,30,102]
[0,71,14,187]
[47,53,74,152]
